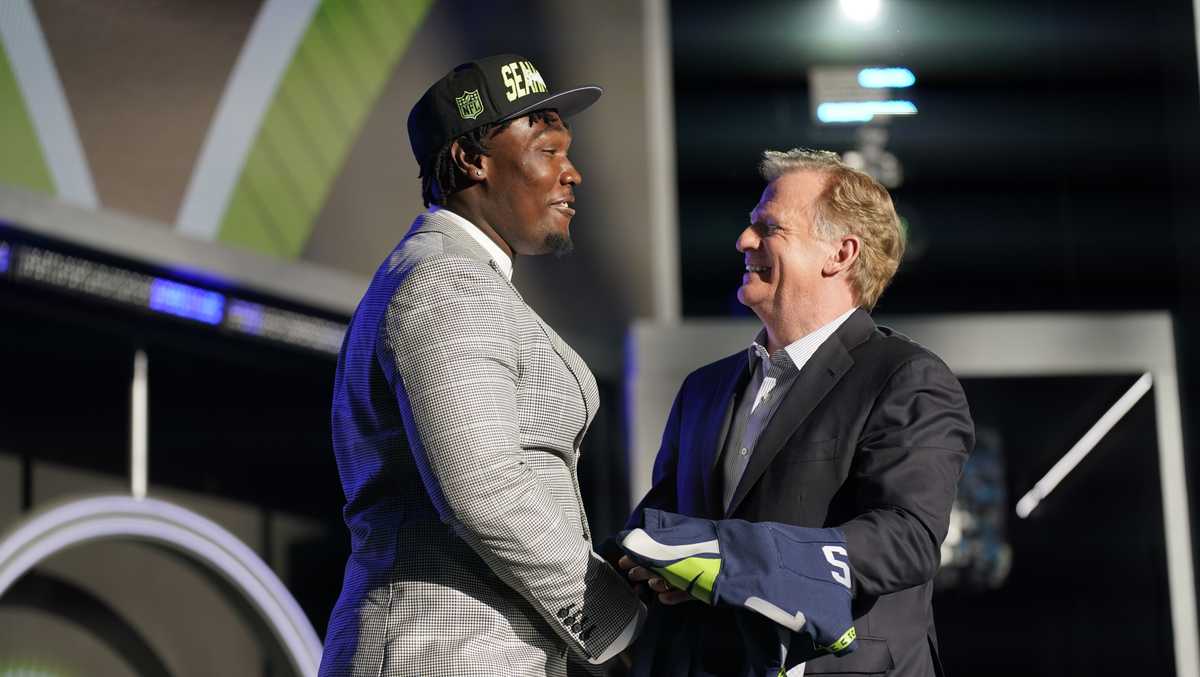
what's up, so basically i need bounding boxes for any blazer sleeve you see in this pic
[837,354,974,598]
[379,256,644,664]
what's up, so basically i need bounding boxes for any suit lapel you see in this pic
[698,357,751,517]
[724,310,876,517]
[526,305,599,441]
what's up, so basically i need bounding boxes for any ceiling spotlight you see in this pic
[839,0,882,23]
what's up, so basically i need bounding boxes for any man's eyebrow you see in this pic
[748,211,774,226]
[531,120,570,141]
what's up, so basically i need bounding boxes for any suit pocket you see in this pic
[790,436,840,461]
[802,636,894,674]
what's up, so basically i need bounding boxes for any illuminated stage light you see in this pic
[225,299,345,354]
[839,0,882,23]
[816,100,917,123]
[858,67,915,89]
[0,495,322,676]
[13,246,151,307]
[5,239,344,354]
[148,279,225,325]
[227,299,266,334]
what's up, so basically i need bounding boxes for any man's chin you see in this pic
[544,232,574,258]
[736,288,766,312]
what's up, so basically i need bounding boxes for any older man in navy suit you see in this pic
[622,149,974,677]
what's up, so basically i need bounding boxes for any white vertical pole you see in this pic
[1155,366,1198,677]
[131,350,148,500]
[643,0,681,323]
[1185,8,1200,670]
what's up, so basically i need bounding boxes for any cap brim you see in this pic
[504,85,603,123]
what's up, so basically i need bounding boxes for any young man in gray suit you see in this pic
[622,150,974,676]
[319,54,645,677]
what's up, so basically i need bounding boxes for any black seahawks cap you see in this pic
[407,53,602,166]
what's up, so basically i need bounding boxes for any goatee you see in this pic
[545,233,574,258]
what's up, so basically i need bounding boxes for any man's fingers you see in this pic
[622,562,697,607]
[621,566,694,605]
[617,555,636,571]
[626,565,654,583]
[657,589,692,605]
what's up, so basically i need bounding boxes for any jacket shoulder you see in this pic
[385,230,488,279]
[859,323,959,387]
[350,229,505,343]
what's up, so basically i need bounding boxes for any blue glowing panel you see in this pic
[148,279,225,325]
[0,243,9,274]
[817,100,918,123]
[227,300,265,335]
[858,67,916,89]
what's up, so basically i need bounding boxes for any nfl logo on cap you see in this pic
[456,89,484,120]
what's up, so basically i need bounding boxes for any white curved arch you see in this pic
[0,495,322,675]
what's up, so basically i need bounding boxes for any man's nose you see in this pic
[736,226,757,253]
[562,159,581,185]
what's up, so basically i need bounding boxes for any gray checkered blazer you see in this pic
[319,210,645,676]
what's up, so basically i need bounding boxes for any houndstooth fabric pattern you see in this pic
[319,210,644,677]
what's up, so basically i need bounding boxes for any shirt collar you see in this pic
[431,207,513,281]
[748,307,859,374]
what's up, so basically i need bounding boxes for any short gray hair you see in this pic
[758,148,906,311]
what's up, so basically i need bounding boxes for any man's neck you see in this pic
[761,304,857,354]
[443,196,513,259]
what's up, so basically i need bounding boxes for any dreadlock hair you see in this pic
[419,109,565,207]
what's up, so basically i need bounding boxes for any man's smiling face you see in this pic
[736,170,837,323]
[482,111,580,256]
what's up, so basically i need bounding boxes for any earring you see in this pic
[476,170,483,177]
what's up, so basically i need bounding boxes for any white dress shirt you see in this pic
[749,306,858,413]
[432,207,514,281]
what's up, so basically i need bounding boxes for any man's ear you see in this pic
[450,141,485,182]
[824,235,861,276]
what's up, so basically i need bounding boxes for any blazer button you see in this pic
[571,623,582,633]
[557,606,573,619]
[581,627,593,640]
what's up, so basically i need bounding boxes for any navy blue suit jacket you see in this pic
[627,309,974,677]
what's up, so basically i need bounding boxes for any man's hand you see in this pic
[618,555,691,605]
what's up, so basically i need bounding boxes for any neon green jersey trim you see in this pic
[653,556,721,605]
[823,625,857,653]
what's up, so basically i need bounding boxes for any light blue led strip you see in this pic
[858,67,916,89]
[817,100,918,123]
